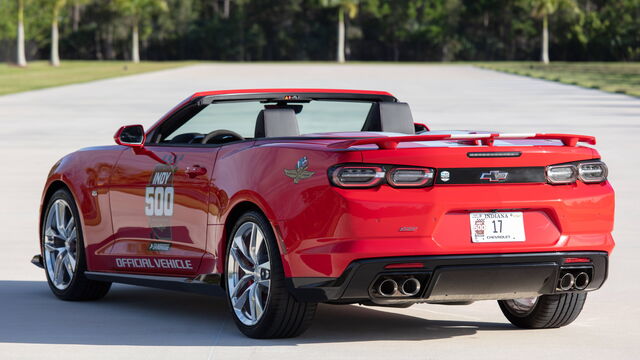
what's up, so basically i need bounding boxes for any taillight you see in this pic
[387,167,434,187]
[578,162,608,183]
[546,165,578,184]
[329,165,435,188]
[546,161,608,185]
[330,166,384,188]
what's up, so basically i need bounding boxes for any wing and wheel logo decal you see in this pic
[284,156,315,184]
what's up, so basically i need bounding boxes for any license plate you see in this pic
[470,212,525,243]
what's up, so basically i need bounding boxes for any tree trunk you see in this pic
[132,21,140,63]
[17,0,27,67]
[51,18,60,66]
[541,15,549,64]
[337,7,345,63]
[73,2,81,32]
[223,0,230,18]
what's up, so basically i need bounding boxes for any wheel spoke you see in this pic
[250,224,264,264]
[248,283,257,321]
[53,250,66,284]
[55,201,66,236]
[44,242,63,253]
[66,251,77,271]
[230,274,252,299]
[63,253,74,277]
[233,231,253,265]
[233,282,252,312]
[253,285,264,320]
[64,217,75,239]
[230,247,253,274]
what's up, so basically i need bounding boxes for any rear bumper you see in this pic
[286,251,608,304]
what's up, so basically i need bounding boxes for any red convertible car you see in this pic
[33,89,614,338]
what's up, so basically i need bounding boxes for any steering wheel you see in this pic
[201,129,245,145]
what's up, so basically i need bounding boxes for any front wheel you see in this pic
[498,293,587,329]
[224,211,317,338]
[42,189,111,300]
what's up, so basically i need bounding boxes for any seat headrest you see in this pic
[361,102,416,135]
[255,108,300,138]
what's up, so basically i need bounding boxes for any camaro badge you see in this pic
[284,156,315,184]
[480,170,509,182]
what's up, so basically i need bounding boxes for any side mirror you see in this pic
[114,125,146,147]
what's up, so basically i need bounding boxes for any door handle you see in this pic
[185,165,207,178]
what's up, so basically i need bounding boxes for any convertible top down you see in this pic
[33,89,614,338]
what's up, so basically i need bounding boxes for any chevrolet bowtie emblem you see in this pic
[480,170,509,182]
[284,156,315,184]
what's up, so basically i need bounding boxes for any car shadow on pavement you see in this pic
[0,281,512,346]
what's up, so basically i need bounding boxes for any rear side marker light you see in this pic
[578,162,608,183]
[385,263,424,270]
[546,165,578,184]
[331,166,384,188]
[387,168,434,187]
[564,257,591,264]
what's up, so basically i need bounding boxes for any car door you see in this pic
[108,145,218,276]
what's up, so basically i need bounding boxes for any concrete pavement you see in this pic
[0,63,638,359]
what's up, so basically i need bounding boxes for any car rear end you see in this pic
[285,137,614,308]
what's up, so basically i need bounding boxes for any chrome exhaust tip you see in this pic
[377,278,398,297]
[558,273,575,291]
[574,272,590,290]
[400,277,421,297]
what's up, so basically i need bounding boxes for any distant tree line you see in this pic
[0,0,638,66]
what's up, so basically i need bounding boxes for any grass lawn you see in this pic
[478,62,640,97]
[0,61,196,96]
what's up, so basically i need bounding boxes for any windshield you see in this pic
[163,99,375,143]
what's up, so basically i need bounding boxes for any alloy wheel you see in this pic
[226,221,272,326]
[43,199,78,290]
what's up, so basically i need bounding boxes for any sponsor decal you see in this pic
[115,257,193,270]
[440,170,450,182]
[284,156,315,184]
[146,163,176,240]
[480,170,509,182]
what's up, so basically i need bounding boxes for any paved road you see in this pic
[0,64,638,359]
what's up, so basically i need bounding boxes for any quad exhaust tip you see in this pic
[558,273,575,291]
[574,272,590,290]
[400,278,421,297]
[378,278,398,297]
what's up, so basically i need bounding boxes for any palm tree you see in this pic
[530,0,579,64]
[16,0,27,67]
[50,0,66,67]
[114,0,168,63]
[321,0,360,63]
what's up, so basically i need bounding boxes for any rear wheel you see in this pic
[42,189,111,300]
[225,211,317,338]
[498,293,587,329]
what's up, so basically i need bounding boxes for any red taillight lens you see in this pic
[330,166,385,188]
[564,257,591,264]
[387,167,434,187]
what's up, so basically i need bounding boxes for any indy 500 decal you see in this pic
[146,160,178,241]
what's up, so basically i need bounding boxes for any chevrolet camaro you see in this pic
[32,89,614,338]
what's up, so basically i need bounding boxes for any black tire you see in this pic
[42,189,111,301]
[498,293,587,329]
[224,211,317,338]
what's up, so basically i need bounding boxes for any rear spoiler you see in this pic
[328,133,596,150]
